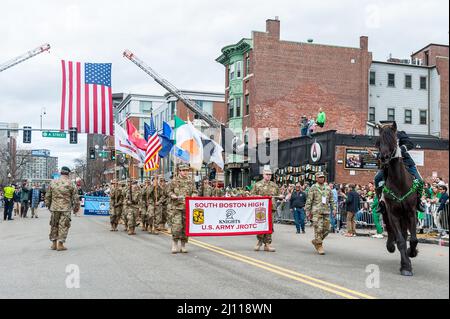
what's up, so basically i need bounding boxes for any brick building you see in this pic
[217,18,448,186]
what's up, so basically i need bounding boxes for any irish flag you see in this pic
[175,116,203,171]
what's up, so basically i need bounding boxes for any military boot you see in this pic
[128,227,136,235]
[171,240,179,254]
[317,244,325,255]
[180,241,188,253]
[264,243,276,252]
[311,239,319,253]
[110,223,115,231]
[50,241,57,250]
[254,240,263,251]
[57,241,67,251]
[152,226,159,235]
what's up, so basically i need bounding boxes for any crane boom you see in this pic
[0,44,50,73]
[123,50,223,128]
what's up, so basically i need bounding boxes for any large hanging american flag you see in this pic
[144,115,162,171]
[60,60,113,135]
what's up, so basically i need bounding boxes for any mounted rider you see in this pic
[373,120,424,214]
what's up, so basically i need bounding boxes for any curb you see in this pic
[354,232,449,246]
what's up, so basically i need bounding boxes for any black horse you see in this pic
[377,123,419,276]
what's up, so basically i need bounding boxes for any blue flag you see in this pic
[173,145,190,162]
[158,121,174,158]
[144,122,151,142]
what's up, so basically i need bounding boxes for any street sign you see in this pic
[42,131,67,138]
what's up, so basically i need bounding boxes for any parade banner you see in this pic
[83,196,110,216]
[186,197,272,236]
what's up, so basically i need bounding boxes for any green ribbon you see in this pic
[382,179,423,203]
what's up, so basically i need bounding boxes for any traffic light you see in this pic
[23,126,32,143]
[111,150,116,161]
[89,148,96,160]
[69,127,78,144]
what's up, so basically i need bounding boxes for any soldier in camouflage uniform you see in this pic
[168,163,198,253]
[125,179,140,235]
[109,180,119,231]
[211,180,224,197]
[200,178,213,197]
[45,166,80,251]
[156,176,169,232]
[120,181,128,231]
[140,179,152,231]
[251,166,283,252]
[305,171,336,255]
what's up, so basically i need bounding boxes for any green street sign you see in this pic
[42,131,67,138]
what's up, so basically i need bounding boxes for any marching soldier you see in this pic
[147,177,159,234]
[140,179,152,231]
[305,171,336,255]
[200,178,213,197]
[168,163,198,253]
[45,166,80,251]
[211,180,223,197]
[251,166,282,252]
[156,175,169,232]
[109,180,119,231]
[120,181,128,231]
[125,179,140,235]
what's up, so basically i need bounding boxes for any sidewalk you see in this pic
[354,228,449,247]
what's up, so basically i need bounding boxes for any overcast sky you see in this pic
[0,0,448,169]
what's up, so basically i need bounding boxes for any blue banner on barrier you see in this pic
[83,196,110,216]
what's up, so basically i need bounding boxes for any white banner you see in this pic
[409,150,424,167]
[186,197,273,236]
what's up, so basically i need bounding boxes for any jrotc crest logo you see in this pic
[255,207,267,223]
[193,208,205,225]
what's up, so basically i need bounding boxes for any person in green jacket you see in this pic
[316,107,326,128]
[371,196,384,238]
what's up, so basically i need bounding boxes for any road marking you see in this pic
[161,232,376,299]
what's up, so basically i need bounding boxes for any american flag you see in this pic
[144,115,161,171]
[60,60,113,135]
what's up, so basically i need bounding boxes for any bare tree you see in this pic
[72,157,88,190]
[0,145,31,186]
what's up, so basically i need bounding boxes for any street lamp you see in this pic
[40,107,46,130]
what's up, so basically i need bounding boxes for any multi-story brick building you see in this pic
[217,18,448,186]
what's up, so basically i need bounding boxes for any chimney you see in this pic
[266,17,280,40]
[360,36,368,51]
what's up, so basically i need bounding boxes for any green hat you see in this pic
[61,166,71,174]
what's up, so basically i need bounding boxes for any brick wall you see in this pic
[249,29,372,141]
[436,57,449,139]
[412,45,449,66]
[335,146,449,184]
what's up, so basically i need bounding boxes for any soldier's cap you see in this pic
[61,166,71,174]
[262,165,273,175]
[316,172,325,178]
[178,163,190,171]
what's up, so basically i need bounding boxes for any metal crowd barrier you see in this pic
[275,197,449,235]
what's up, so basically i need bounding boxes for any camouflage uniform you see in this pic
[140,182,152,231]
[45,175,80,248]
[125,182,140,235]
[305,177,336,253]
[200,183,213,197]
[166,180,174,233]
[114,183,124,229]
[251,179,279,246]
[156,180,169,230]
[168,173,198,243]
[109,183,117,230]
[120,183,128,230]
[212,186,224,197]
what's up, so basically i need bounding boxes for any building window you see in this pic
[404,109,412,124]
[139,101,152,114]
[405,75,412,89]
[370,71,376,85]
[246,57,251,75]
[228,99,234,118]
[388,108,395,121]
[235,97,241,117]
[369,107,375,122]
[245,95,250,115]
[229,64,235,80]
[388,73,395,87]
[420,76,427,90]
[420,110,427,125]
[236,61,242,79]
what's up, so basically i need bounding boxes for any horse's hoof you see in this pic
[387,243,396,253]
[407,248,419,258]
[400,270,413,276]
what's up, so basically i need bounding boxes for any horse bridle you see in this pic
[380,147,399,167]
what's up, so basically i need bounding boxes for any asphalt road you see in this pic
[0,208,448,299]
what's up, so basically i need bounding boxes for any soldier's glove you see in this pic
[127,200,132,205]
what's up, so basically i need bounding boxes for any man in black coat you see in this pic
[345,184,360,237]
[289,183,307,233]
